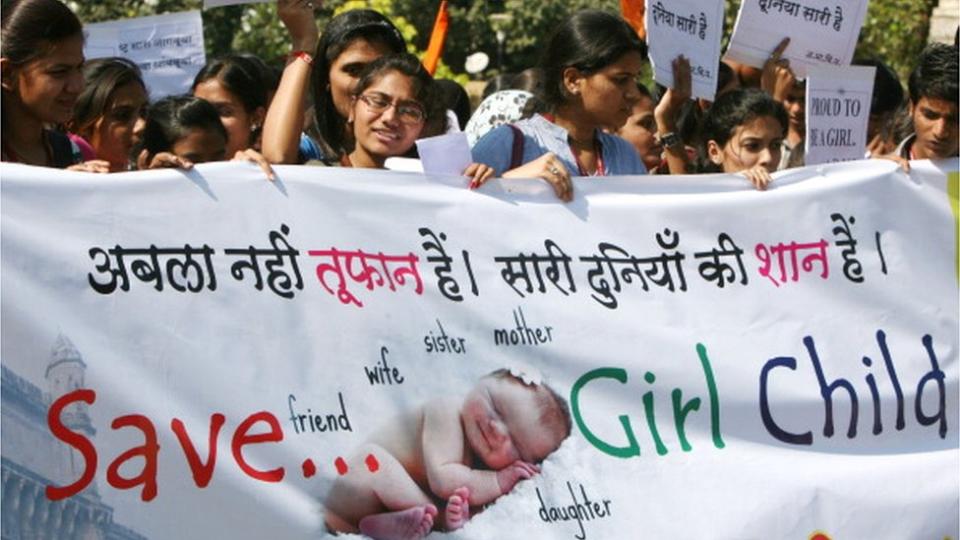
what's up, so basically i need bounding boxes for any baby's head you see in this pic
[460,369,571,470]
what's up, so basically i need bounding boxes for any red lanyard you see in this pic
[542,113,606,176]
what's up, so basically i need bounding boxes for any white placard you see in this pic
[724,0,869,78]
[416,132,472,175]
[645,0,725,100]
[83,11,206,98]
[804,65,876,165]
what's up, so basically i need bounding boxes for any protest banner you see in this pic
[725,0,869,78]
[83,11,206,98]
[805,65,876,165]
[645,0,725,100]
[1,160,957,540]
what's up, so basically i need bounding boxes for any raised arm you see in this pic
[261,0,319,164]
[654,54,693,175]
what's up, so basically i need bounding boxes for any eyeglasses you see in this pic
[357,92,426,125]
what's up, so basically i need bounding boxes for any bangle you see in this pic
[288,50,314,66]
[655,131,683,149]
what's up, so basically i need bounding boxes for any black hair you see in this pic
[193,54,268,115]
[482,73,516,100]
[907,43,958,105]
[311,9,406,157]
[513,67,545,96]
[853,57,904,116]
[539,10,647,108]
[434,79,470,130]
[140,95,227,158]
[237,52,280,97]
[70,57,146,137]
[635,81,652,100]
[702,87,787,151]
[717,61,736,96]
[1,0,82,65]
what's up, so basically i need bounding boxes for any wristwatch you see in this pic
[655,131,683,149]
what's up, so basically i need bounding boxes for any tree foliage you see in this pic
[69,0,940,84]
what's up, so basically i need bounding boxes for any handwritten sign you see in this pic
[804,65,876,165]
[645,0,725,100]
[83,11,206,98]
[724,0,869,78]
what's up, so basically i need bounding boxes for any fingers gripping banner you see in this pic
[1,160,957,540]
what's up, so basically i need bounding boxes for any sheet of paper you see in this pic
[83,11,206,99]
[645,0,725,100]
[804,65,876,165]
[724,0,869,78]
[415,132,472,176]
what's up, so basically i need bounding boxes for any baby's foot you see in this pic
[445,486,471,531]
[358,505,438,540]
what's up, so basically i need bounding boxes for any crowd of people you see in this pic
[1,0,957,200]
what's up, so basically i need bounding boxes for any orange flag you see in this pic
[422,0,449,75]
[620,0,646,41]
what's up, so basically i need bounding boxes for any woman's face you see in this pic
[171,127,227,164]
[193,78,262,157]
[617,94,662,170]
[89,81,148,171]
[574,50,645,129]
[329,38,394,121]
[350,70,425,163]
[3,34,85,124]
[709,115,784,173]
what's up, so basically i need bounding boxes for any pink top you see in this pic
[67,132,97,162]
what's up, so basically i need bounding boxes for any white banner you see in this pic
[2,161,958,540]
[83,11,206,98]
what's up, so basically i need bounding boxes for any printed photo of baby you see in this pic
[324,368,572,539]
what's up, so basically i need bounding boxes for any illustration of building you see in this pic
[1,333,147,540]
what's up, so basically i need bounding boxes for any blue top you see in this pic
[298,133,327,163]
[470,114,647,177]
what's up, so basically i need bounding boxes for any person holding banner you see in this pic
[470,10,648,201]
[340,53,492,184]
[192,55,269,159]
[703,88,788,189]
[135,95,275,179]
[67,58,148,172]
[262,3,406,164]
[0,0,104,171]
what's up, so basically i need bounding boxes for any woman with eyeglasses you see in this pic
[262,3,407,164]
[339,53,491,183]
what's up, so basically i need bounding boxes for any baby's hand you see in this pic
[495,460,540,494]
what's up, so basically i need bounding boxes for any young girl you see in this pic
[136,95,274,179]
[342,53,492,183]
[68,57,148,172]
[0,0,100,170]
[702,88,788,190]
[192,54,269,158]
[262,3,406,164]
[471,10,648,201]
